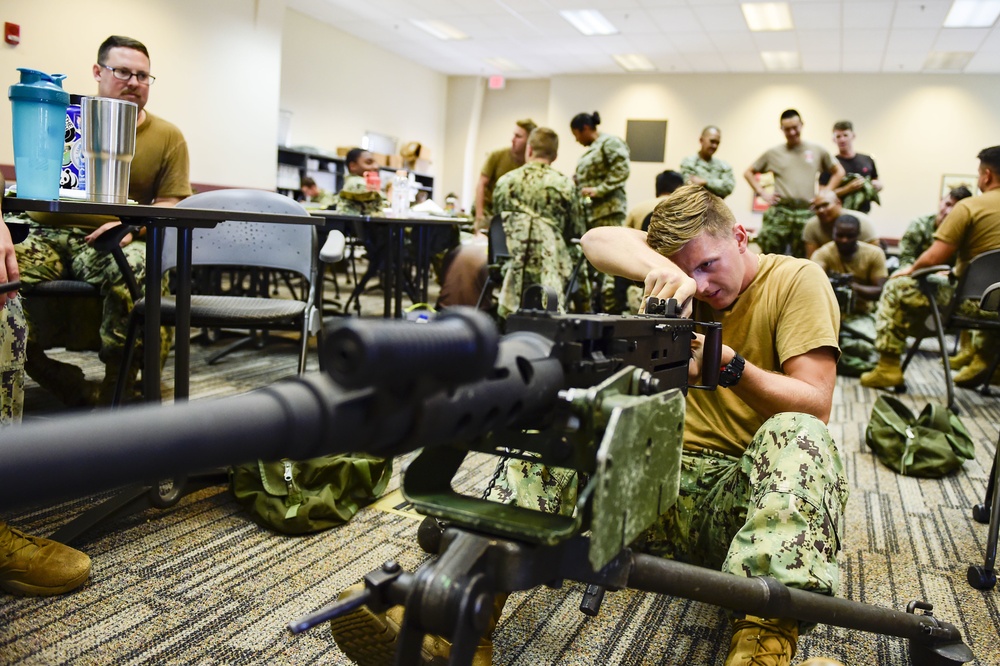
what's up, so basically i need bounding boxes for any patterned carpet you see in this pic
[2,315,999,665]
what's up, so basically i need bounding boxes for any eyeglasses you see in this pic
[98,63,156,85]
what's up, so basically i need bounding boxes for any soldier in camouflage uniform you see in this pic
[680,126,736,199]
[0,181,92,597]
[745,110,844,258]
[571,111,631,313]
[505,185,847,665]
[492,128,586,318]
[299,176,337,209]
[862,148,1000,390]
[828,121,882,214]
[335,149,384,217]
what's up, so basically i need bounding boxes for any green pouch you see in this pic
[865,396,975,477]
[230,454,392,535]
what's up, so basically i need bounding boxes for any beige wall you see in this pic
[279,9,448,191]
[2,0,286,190]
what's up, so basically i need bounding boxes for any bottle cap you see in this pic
[8,68,70,105]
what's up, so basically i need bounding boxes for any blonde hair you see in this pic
[646,184,736,256]
[528,127,559,160]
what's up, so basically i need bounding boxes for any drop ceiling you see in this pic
[287,0,1000,76]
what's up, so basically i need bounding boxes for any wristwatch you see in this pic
[719,353,745,388]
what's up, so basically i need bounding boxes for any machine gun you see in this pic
[0,303,973,666]
[828,271,857,315]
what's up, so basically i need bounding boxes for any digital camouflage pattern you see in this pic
[896,214,938,269]
[490,412,848,598]
[873,274,998,355]
[839,173,880,213]
[756,204,813,257]
[493,162,586,318]
[0,298,26,425]
[336,175,384,217]
[680,154,736,199]
[574,134,630,227]
[838,313,877,376]
[307,188,338,210]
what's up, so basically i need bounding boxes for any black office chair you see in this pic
[900,249,1000,412]
[475,215,509,311]
[968,280,1000,591]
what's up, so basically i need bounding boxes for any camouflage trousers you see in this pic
[487,412,849,597]
[15,224,172,392]
[873,274,999,356]
[838,313,877,377]
[0,298,27,425]
[755,204,813,257]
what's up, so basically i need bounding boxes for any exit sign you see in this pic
[488,75,506,90]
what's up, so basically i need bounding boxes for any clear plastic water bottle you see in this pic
[391,169,409,216]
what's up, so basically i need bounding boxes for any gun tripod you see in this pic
[291,518,974,666]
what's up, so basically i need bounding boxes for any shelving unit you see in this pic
[276,147,434,201]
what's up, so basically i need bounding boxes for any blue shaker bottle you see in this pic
[8,68,70,200]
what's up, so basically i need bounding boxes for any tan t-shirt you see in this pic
[480,147,522,217]
[802,209,878,248]
[810,241,888,314]
[935,187,1000,278]
[686,254,840,457]
[750,141,835,203]
[625,196,667,230]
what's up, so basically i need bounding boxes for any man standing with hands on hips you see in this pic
[16,35,191,406]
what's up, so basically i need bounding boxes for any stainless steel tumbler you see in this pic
[81,96,137,204]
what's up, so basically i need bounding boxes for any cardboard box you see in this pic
[388,154,404,169]
[336,146,351,157]
[372,153,390,167]
[413,158,432,174]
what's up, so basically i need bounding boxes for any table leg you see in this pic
[174,229,193,401]
[143,226,162,402]
[395,226,405,319]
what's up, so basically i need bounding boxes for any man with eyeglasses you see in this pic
[15,35,191,407]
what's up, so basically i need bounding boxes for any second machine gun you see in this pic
[0,303,974,666]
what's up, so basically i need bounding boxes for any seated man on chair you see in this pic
[810,214,888,376]
[491,127,586,318]
[16,35,191,406]
[861,146,1000,390]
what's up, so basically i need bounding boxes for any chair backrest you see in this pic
[162,189,315,279]
[955,249,1000,302]
[487,214,509,264]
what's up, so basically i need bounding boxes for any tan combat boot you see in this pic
[953,352,993,388]
[725,615,798,666]
[330,583,497,666]
[948,331,975,369]
[0,522,91,596]
[860,354,904,389]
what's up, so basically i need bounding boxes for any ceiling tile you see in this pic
[881,52,929,72]
[801,52,842,72]
[797,29,841,53]
[841,28,888,52]
[646,7,703,33]
[722,52,766,72]
[752,31,800,52]
[933,28,989,51]
[690,3,748,31]
[841,52,884,72]
[791,2,842,31]
[667,31,718,52]
[885,28,940,53]
[689,52,731,72]
[891,0,952,29]
[709,30,757,51]
[964,51,1000,72]
[842,1,894,29]
[601,8,663,34]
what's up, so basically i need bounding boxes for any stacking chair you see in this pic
[112,189,319,406]
[900,249,1000,412]
[968,281,1000,591]
[475,215,510,311]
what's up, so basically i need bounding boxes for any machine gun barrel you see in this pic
[0,309,563,509]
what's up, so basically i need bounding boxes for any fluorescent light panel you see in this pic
[560,9,619,36]
[923,51,974,70]
[613,53,656,72]
[742,3,794,31]
[485,57,523,72]
[411,19,468,41]
[944,0,1000,27]
[761,50,800,70]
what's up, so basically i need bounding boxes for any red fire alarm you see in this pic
[4,23,19,46]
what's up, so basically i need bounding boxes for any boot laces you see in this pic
[1,526,42,561]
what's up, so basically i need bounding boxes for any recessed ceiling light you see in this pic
[560,9,619,36]
[485,57,523,72]
[944,0,1000,27]
[923,51,974,70]
[761,50,800,70]
[612,54,656,72]
[411,19,468,41]
[742,3,794,31]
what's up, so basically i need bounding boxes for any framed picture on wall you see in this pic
[941,174,980,199]
[751,172,774,212]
